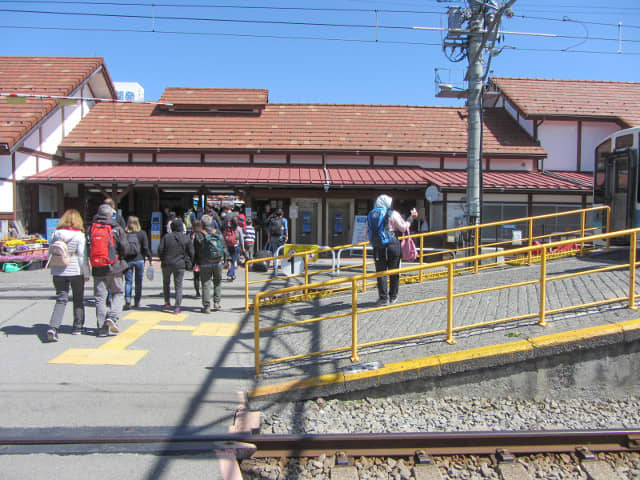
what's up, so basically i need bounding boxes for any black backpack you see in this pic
[126,232,141,258]
[269,216,285,237]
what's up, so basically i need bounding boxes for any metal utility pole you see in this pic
[439,0,516,227]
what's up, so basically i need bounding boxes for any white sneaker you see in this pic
[105,319,120,334]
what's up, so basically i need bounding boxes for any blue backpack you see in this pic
[367,207,393,248]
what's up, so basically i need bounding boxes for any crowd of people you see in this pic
[45,195,418,343]
[45,199,285,342]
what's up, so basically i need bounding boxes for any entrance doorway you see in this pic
[294,199,319,245]
[327,199,352,247]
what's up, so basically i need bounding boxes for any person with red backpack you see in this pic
[223,215,244,281]
[90,203,133,337]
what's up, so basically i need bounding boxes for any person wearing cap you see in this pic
[157,218,194,314]
[90,203,132,337]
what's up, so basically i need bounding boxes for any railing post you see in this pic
[473,225,479,274]
[304,254,309,301]
[580,211,586,256]
[606,207,611,251]
[362,245,367,293]
[527,218,533,266]
[419,234,424,282]
[446,262,456,344]
[254,294,262,377]
[351,278,360,361]
[538,247,548,327]
[629,232,637,309]
[245,262,250,312]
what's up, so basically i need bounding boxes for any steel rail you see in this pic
[2,429,640,458]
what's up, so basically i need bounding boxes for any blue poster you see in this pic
[46,218,59,243]
[302,212,312,234]
[334,213,343,234]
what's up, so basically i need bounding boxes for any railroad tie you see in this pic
[414,463,444,480]
[497,461,531,480]
[580,460,622,480]
[330,465,358,480]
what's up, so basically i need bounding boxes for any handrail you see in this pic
[244,206,611,310]
[252,225,634,377]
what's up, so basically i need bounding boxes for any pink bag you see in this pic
[401,227,418,261]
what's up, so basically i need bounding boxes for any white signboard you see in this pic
[352,215,369,244]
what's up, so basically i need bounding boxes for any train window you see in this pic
[615,134,634,150]
[616,166,629,192]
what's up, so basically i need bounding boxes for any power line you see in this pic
[0,24,443,46]
[512,13,640,31]
[0,1,443,15]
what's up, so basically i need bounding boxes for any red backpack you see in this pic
[223,227,237,247]
[90,222,118,267]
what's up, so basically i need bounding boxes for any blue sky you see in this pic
[1,0,639,105]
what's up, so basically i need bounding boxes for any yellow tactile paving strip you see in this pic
[49,311,240,366]
[248,319,640,398]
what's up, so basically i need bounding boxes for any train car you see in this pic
[593,127,640,232]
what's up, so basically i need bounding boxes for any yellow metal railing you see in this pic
[252,225,634,377]
[244,206,611,311]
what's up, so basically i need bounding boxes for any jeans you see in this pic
[124,260,145,305]
[200,264,222,306]
[162,266,185,307]
[50,275,85,329]
[94,274,125,328]
[373,238,401,301]
[226,246,238,278]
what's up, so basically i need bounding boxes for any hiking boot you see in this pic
[71,323,84,335]
[202,306,211,314]
[123,303,131,311]
[389,297,398,305]
[105,319,120,334]
[47,328,59,342]
[97,325,109,337]
[174,307,181,315]
[214,302,221,310]
[376,297,389,306]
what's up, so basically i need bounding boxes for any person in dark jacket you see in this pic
[90,203,132,337]
[157,219,194,314]
[123,215,153,310]
[193,214,224,313]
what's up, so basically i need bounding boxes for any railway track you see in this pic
[2,428,640,479]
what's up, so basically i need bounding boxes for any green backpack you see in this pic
[201,231,225,262]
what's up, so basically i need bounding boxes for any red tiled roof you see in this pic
[159,87,268,107]
[27,164,590,192]
[0,56,111,148]
[490,77,640,127]
[60,102,544,157]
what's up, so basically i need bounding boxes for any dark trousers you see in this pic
[162,266,185,307]
[50,275,85,329]
[373,238,401,301]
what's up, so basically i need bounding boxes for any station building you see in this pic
[6,56,639,247]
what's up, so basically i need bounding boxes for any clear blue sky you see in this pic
[1,0,639,105]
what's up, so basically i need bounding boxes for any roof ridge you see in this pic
[491,76,640,86]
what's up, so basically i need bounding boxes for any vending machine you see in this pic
[150,212,162,253]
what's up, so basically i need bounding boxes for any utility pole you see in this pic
[439,0,516,227]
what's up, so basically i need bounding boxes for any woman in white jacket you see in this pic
[47,209,90,342]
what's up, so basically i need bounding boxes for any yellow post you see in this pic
[527,218,533,266]
[362,245,367,293]
[629,233,637,309]
[538,247,548,327]
[419,234,424,282]
[351,278,360,361]
[244,262,250,312]
[580,211,586,256]
[446,263,456,344]
[304,254,309,301]
[606,207,611,251]
[254,294,262,377]
[473,224,480,274]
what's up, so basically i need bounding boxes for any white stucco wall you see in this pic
[40,114,64,155]
[0,181,13,211]
[489,158,532,171]
[397,156,441,168]
[14,151,37,180]
[203,153,250,164]
[86,152,129,162]
[538,121,578,171]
